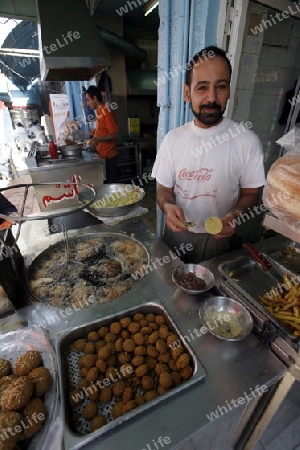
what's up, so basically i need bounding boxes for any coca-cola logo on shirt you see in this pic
[178,168,214,181]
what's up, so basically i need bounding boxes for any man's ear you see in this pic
[184,84,191,103]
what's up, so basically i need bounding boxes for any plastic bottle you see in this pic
[49,141,58,159]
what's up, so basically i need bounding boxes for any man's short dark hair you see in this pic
[185,46,232,86]
[86,85,103,102]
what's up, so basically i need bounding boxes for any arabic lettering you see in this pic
[42,174,83,207]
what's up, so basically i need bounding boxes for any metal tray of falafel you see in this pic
[56,301,206,450]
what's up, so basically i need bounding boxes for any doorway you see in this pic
[231,0,300,171]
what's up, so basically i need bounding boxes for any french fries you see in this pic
[258,274,300,337]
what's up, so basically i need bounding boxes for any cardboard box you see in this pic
[128,117,140,137]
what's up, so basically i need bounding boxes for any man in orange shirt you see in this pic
[86,85,119,183]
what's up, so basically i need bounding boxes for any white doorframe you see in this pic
[224,0,250,119]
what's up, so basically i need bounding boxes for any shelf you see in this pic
[262,213,300,244]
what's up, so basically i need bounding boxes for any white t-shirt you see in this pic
[152,118,265,233]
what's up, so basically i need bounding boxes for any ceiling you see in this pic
[0,1,159,90]
[0,0,159,29]
[95,0,159,29]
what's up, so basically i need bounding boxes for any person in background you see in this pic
[152,46,265,264]
[86,85,119,184]
[0,193,26,310]
[31,121,44,141]
[0,192,18,221]
[41,113,54,142]
[14,122,30,152]
[27,123,35,140]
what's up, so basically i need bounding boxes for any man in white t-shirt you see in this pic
[152,46,265,263]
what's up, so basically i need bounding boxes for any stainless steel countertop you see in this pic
[43,220,286,450]
[25,151,105,172]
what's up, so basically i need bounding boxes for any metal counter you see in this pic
[25,152,105,212]
[42,219,286,450]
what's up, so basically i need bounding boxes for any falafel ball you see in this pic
[123,339,135,353]
[156,339,168,354]
[144,390,158,401]
[77,354,97,369]
[122,387,134,403]
[118,352,131,365]
[0,359,12,379]
[82,401,98,420]
[99,386,113,403]
[176,353,190,370]
[112,380,126,397]
[96,359,107,373]
[72,339,86,352]
[20,398,46,440]
[110,321,122,335]
[159,372,172,389]
[90,415,106,432]
[28,367,52,396]
[135,364,148,378]
[87,331,99,342]
[120,317,131,328]
[14,351,42,376]
[132,333,145,346]
[141,376,154,391]
[111,402,124,419]
[84,342,95,355]
[128,322,139,334]
[134,346,146,356]
[131,356,144,367]
[1,376,34,412]
[123,400,137,414]
[98,326,109,338]
[148,331,159,345]
[180,365,193,380]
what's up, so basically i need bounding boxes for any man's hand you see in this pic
[213,212,236,240]
[89,137,100,147]
[164,204,187,232]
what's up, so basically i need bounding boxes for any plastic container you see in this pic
[48,141,58,159]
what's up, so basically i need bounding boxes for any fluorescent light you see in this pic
[144,0,159,16]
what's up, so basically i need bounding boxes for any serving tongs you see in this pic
[242,242,272,272]
[59,223,71,278]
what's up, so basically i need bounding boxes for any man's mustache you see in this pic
[200,103,221,110]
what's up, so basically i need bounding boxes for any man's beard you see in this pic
[191,103,224,126]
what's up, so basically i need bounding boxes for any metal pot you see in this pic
[60,144,83,158]
[36,145,50,157]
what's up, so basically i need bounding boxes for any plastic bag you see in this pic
[262,127,300,232]
[0,329,63,450]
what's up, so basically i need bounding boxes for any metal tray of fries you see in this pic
[218,256,300,342]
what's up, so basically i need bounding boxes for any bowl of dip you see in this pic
[199,296,253,341]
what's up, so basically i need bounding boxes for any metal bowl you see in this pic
[60,144,83,157]
[172,264,215,295]
[78,183,145,217]
[199,296,253,341]
[36,144,50,157]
